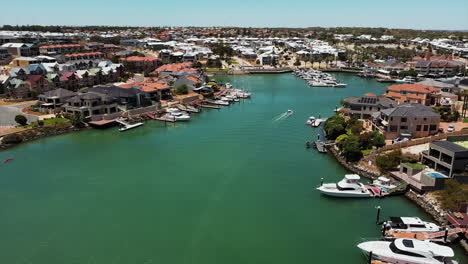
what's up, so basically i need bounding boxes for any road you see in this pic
[0,102,38,127]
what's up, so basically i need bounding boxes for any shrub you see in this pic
[37,120,44,127]
[14,115,28,126]
[1,133,23,144]
[438,180,468,211]
[324,115,346,140]
[341,136,363,162]
[173,84,189,95]
[376,149,402,173]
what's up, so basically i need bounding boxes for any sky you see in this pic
[0,0,467,30]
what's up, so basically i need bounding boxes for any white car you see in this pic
[447,125,455,132]
[392,137,409,144]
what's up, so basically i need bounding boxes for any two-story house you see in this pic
[372,103,440,139]
[385,84,440,106]
[342,93,396,119]
[422,141,468,182]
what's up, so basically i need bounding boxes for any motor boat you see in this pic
[164,112,190,121]
[116,119,144,132]
[372,176,399,191]
[286,110,294,115]
[311,118,325,127]
[357,238,458,264]
[186,105,200,113]
[395,76,416,84]
[316,174,372,198]
[306,116,316,125]
[333,83,347,87]
[382,217,441,233]
[166,107,181,113]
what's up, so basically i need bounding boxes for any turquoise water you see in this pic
[0,73,466,263]
[427,172,447,178]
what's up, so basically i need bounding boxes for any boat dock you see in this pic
[384,227,467,242]
[194,102,220,109]
[314,140,327,153]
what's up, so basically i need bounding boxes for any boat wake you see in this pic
[273,110,294,122]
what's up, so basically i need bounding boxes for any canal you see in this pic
[0,73,466,263]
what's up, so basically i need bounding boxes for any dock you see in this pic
[384,227,467,242]
[314,140,327,153]
[194,102,220,109]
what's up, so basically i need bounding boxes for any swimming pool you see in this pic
[427,172,447,178]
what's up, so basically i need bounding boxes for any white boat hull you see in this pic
[317,184,372,198]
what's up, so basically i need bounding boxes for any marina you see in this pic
[1,73,466,264]
[293,69,347,87]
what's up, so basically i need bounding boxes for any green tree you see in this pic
[174,84,189,95]
[14,115,27,126]
[324,115,347,140]
[70,112,85,128]
[341,136,363,162]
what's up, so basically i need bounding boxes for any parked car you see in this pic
[392,137,409,144]
[447,125,455,132]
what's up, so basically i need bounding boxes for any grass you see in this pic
[404,162,426,169]
[464,117,468,123]
[454,141,468,149]
[361,149,372,155]
[228,60,238,65]
[28,118,69,128]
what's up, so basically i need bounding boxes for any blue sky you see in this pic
[1,0,467,30]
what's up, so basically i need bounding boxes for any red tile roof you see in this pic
[387,84,439,94]
[154,62,193,73]
[120,56,159,62]
[64,52,103,57]
[364,93,376,97]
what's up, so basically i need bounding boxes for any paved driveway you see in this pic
[0,102,38,126]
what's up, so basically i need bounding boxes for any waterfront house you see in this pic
[385,84,440,106]
[391,163,448,192]
[410,54,465,77]
[87,85,153,110]
[38,88,77,112]
[65,92,119,119]
[421,141,468,182]
[341,93,396,119]
[371,103,440,140]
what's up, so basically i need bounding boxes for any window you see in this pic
[401,117,407,122]
[423,125,429,131]
[429,125,437,131]
[416,125,422,131]
[389,126,398,132]
[400,126,408,130]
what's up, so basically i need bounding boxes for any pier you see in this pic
[194,102,220,109]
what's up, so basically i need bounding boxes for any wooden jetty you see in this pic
[314,140,327,153]
[384,227,467,242]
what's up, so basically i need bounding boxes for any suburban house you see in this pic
[65,92,119,119]
[410,54,466,77]
[421,141,468,182]
[39,44,84,55]
[119,56,160,73]
[341,93,396,119]
[87,85,153,110]
[25,75,51,95]
[371,103,440,139]
[63,52,105,69]
[385,83,440,106]
[1,43,39,57]
[0,47,12,64]
[38,88,77,112]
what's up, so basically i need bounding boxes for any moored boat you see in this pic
[316,174,373,198]
[357,238,458,264]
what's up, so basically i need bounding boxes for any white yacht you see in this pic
[311,118,325,127]
[166,107,181,113]
[358,238,458,264]
[306,116,316,125]
[383,217,441,233]
[396,76,416,84]
[316,174,372,198]
[213,100,229,106]
[164,111,190,121]
[372,176,399,191]
[116,119,144,132]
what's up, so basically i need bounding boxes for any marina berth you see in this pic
[383,217,441,233]
[294,69,347,87]
[372,176,400,191]
[357,238,458,264]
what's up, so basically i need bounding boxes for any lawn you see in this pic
[454,141,468,149]
[403,162,426,169]
[464,117,468,123]
[28,118,69,127]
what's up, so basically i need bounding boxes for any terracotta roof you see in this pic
[154,62,193,73]
[364,93,376,97]
[120,56,159,62]
[387,84,440,94]
[64,52,103,57]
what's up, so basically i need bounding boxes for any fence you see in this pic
[369,130,468,156]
